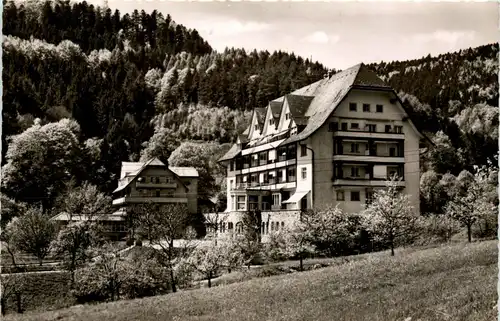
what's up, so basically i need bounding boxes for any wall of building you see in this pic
[124,166,198,214]
[209,210,301,243]
[309,89,420,214]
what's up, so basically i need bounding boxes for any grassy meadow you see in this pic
[4,240,496,321]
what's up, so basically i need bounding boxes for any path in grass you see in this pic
[6,240,496,321]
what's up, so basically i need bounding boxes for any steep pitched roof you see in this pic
[279,63,422,145]
[285,94,314,126]
[113,158,197,193]
[170,167,199,177]
[254,107,266,126]
[269,101,283,121]
[218,143,242,162]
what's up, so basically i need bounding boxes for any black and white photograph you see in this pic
[0,0,498,320]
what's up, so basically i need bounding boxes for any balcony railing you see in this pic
[231,180,296,190]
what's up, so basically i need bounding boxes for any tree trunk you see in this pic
[170,269,177,293]
[467,224,472,243]
[207,271,212,288]
[389,232,395,256]
[1,297,6,316]
[39,258,43,267]
[15,293,22,314]
[7,246,17,269]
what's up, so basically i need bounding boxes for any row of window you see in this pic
[349,103,383,113]
[137,189,175,197]
[137,176,174,184]
[230,144,309,171]
[233,166,307,187]
[329,122,403,133]
[336,190,374,204]
[215,221,286,235]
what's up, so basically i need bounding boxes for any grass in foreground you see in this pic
[6,240,497,321]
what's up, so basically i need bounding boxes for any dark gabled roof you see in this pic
[218,143,242,162]
[269,101,283,120]
[255,107,266,125]
[285,94,314,118]
[285,94,313,126]
[279,63,426,146]
[352,64,392,88]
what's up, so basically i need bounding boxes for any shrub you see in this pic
[422,214,461,244]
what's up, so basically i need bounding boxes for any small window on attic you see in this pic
[286,113,290,120]
[269,119,274,125]
[254,124,259,131]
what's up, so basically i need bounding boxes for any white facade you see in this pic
[216,64,426,241]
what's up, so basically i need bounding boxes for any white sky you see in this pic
[84,0,498,69]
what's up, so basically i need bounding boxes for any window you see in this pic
[389,147,396,157]
[275,222,279,231]
[329,122,339,132]
[237,196,246,210]
[350,143,360,153]
[363,104,370,112]
[367,124,376,132]
[301,167,307,180]
[301,145,307,156]
[254,124,259,131]
[286,113,290,120]
[259,152,268,166]
[230,161,234,171]
[231,196,235,210]
[366,191,374,205]
[351,167,360,177]
[156,177,160,184]
[376,104,383,113]
[351,191,360,201]
[385,125,392,133]
[281,222,285,229]
[272,193,281,206]
[269,119,274,125]
[349,103,357,111]
[341,123,348,131]
[350,123,359,129]
[155,190,161,197]
[394,126,403,133]
[228,222,234,230]
[251,154,259,167]
[287,167,296,182]
[150,177,154,183]
[336,190,345,201]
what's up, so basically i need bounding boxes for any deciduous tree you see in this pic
[362,176,420,256]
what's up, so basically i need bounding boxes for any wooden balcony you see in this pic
[136,182,177,189]
[112,196,188,206]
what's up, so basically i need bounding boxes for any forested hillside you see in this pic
[2,0,498,212]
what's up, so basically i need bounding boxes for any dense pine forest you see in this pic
[2,0,498,212]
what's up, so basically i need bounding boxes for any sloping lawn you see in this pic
[6,240,496,321]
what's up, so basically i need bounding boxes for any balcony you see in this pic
[332,177,405,187]
[112,196,188,206]
[333,154,404,163]
[333,130,404,140]
[136,182,177,189]
[230,180,296,191]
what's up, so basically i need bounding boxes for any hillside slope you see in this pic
[5,241,497,321]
